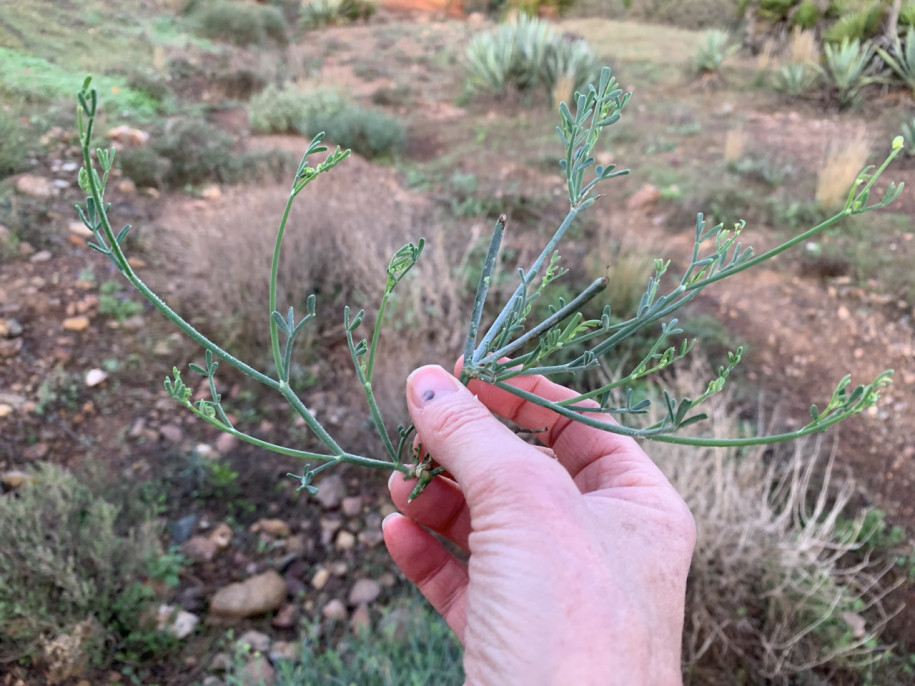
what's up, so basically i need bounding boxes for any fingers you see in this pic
[388,472,472,553]
[405,366,565,503]
[382,513,468,640]
[453,360,662,487]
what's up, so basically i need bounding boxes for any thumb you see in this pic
[406,365,550,497]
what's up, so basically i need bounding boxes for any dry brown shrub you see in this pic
[789,27,821,67]
[645,366,900,683]
[160,155,472,416]
[724,127,746,165]
[816,132,870,211]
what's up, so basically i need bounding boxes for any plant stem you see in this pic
[269,192,298,378]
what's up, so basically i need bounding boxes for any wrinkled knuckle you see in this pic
[424,400,493,444]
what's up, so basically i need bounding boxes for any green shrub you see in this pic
[248,83,346,134]
[506,0,576,18]
[308,104,406,158]
[0,109,28,178]
[464,14,602,103]
[153,118,236,185]
[901,0,915,27]
[693,29,739,74]
[118,147,172,188]
[214,68,269,101]
[757,0,796,21]
[299,0,376,29]
[774,61,822,95]
[190,0,288,47]
[876,26,915,96]
[822,37,880,107]
[226,597,464,685]
[823,2,886,43]
[793,0,820,28]
[0,463,178,675]
[125,72,171,105]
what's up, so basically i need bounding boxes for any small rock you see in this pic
[379,572,397,588]
[314,474,345,509]
[18,241,34,256]
[127,256,147,269]
[357,529,384,548]
[29,250,52,263]
[626,183,662,210]
[311,567,330,591]
[216,432,238,453]
[335,530,356,551]
[182,536,219,563]
[236,629,271,653]
[107,125,150,147]
[0,318,23,337]
[68,221,93,238]
[271,603,298,629]
[200,185,221,200]
[285,534,308,554]
[156,604,199,640]
[15,174,58,198]
[170,514,198,545]
[0,224,9,242]
[116,179,137,195]
[348,578,381,606]
[62,316,90,332]
[0,404,14,419]
[2,470,33,489]
[341,496,363,518]
[209,523,233,549]
[269,640,299,663]
[242,657,276,686]
[159,424,184,443]
[209,570,287,619]
[350,604,371,635]
[329,561,348,577]
[251,518,291,538]
[322,599,347,622]
[210,651,233,672]
[0,339,22,358]
[85,369,108,387]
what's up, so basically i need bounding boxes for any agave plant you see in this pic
[876,26,915,96]
[822,37,881,108]
[694,29,739,75]
[774,62,822,96]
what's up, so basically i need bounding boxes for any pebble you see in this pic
[15,174,58,198]
[322,599,347,622]
[358,529,384,548]
[335,530,356,550]
[29,250,52,263]
[271,603,298,629]
[350,604,371,635]
[311,567,330,591]
[0,339,22,358]
[62,316,90,332]
[170,514,198,545]
[285,533,308,555]
[348,578,381,606]
[2,470,33,489]
[159,424,184,443]
[269,640,299,663]
[236,629,271,653]
[314,473,345,509]
[329,561,348,577]
[209,523,233,549]
[341,496,363,518]
[181,536,219,563]
[156,604,199,639]
[626,183,662,210]
[215,432,238,453]
[209,570,287,619]
[243,657,276,686]
[251,518,291,538]
[0,318,23,337]
[0,224,9,242]
[85,369,108,387]
[68,221,93,237]
[0,404,13,419]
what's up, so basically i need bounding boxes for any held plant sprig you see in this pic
[74,70,903,500]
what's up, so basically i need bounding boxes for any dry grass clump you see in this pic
[161,155,471,414]
[789,27,821,66]
[647,367,900,684]
[816,132,870,211]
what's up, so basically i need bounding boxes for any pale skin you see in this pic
[382,364,696,686]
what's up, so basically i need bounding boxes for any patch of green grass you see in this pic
[558,18,702,67]
[0,48,159,119]
[227,596,464,685]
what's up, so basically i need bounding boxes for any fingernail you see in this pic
[387,471,397,490]
[382,512,400,530]
[408,365,459,407]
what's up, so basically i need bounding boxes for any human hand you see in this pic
[382,364,695,686]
